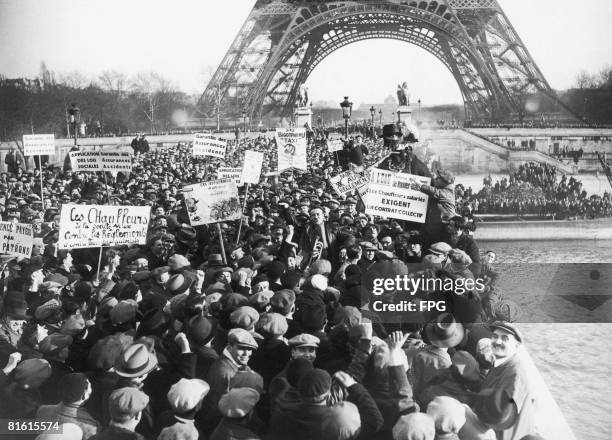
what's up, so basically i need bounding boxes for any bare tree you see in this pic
[131,72,179,133]
[98,70,127,95]
[58,70,90,89]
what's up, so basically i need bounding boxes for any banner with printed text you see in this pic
[23,134,55,156]
[218,167,242,184]
[0,222,33,258]
[69,150,133,172]
[364,168,431,223]
[58,205,150,249]
[183,179,241,226]
[193,133,227,158]
[329,169,371,198]
[276,128,307,172]
[241,151,264,184]
[327,139,344,153]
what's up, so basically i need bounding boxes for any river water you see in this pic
[480,240,612,440]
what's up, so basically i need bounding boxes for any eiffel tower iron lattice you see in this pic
[197,0,579,123]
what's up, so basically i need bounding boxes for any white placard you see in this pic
[23,134,55,156]
[0,222,33,258]
[364,169,431,223]
[193,133,227,158]
[276,128,307,171]
[241,151,264,184]
[58,205,150,249]
[69,150,132,172]
[329,169,371,198]
[218,167,242,183]
[183,179,241,226]
[327,139,344,153]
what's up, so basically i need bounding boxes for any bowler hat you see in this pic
[425,313,464,348]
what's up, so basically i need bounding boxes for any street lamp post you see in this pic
[369,106,376,137]
[379,109,383,127]
[242,110,247,132]
[418,99,422,122]
[67,103,80,146]
[340,96,353,138]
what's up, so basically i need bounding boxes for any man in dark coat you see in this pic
[297,207,339,271]
[200,328,261,435]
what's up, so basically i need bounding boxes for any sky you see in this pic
[0,0,611,107]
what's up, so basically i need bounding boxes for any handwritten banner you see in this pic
[193,133,227,158]
[329,169,370,198]
[23,134,55,156]
[58,205,150,249]
[183,179,241,226]
[276,128,307,172]
[364,169,431,223]
[241,151,264,184]
[69,150,133,172]
[0,222,33,258]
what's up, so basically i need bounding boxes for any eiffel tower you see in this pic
[197,0,577,123]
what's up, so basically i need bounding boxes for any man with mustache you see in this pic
[480,322,537,440]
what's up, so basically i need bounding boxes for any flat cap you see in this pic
[255,313,288,336]
[288,333,320,348]
[229,306,260,331]
[109,387,150,420]
[218,387,260,418]
[227,328,258,349]
[167,378,210,413]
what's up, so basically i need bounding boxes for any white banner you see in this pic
[23,134,55,156]
[364,169,431,223]
[193,133,227,158]
[69,150,133,172]
[241,151,264,184]
[58,205,150,249]
[327,139,344,153]
[183,179,241,226]
[276,128,307,172]
[218,167,242,184]
[0,222,33,258]
[329,169,371,198]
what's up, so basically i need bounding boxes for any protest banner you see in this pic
[193,133,227,158]
[0,222,33,258]
[69,150,133,172]
[22,134,55,156]
[327,139,344,153]
[276,128,307,171]
[241,150,264,184]
[218,167,242,183]
[58,205,150,249]
[99,151,133,172]
[183,179,241,226]
[329,169,371,198]
[364,168,431,223]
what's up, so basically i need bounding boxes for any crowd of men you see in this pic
[457,163,612,219]
[0,131,554,440]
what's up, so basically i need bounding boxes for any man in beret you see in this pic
[90,387,149,440]
[480,322,536,440]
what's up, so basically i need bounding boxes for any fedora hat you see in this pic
[474,388,518,430]
[425,313,464,348]
[115,343,158,378]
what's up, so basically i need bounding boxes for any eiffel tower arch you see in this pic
[197,0,576,123]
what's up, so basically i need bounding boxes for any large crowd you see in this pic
[456,162,612,219]
[0,130,553,440]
